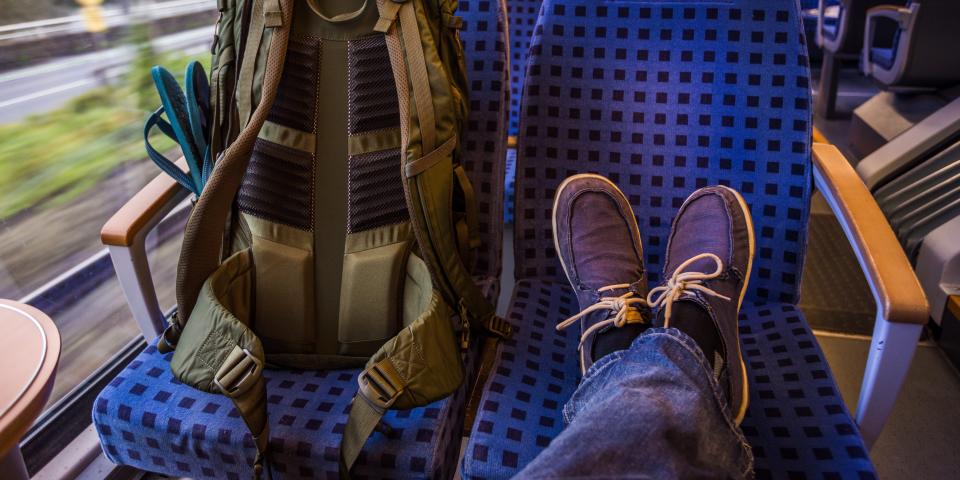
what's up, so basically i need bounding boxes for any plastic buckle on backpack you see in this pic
[484,315,512,339]
[357,361,403,413]
[214,346,263,398]
[156,322,182,353]
[457,299,471,351]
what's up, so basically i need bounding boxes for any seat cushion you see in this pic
[870,46,896,71]
[822,17,839,41]
[93,277,499,479]
[462,280,877,479]
[94,343,474,479]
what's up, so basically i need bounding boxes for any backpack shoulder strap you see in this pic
[161,0,293,353]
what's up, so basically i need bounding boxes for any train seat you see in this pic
[502,0,544,225]
[463,284,875,478]
[91,1,510,477]
[814,0,904,118]
[94,336,477,478]
[862,1,960,89]
[462,0,926,478]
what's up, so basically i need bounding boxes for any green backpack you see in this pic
[153,0,510,476]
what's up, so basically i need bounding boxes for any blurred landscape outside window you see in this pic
[0,0,215,406]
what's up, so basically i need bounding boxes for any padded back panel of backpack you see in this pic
[460,0,511,280]
[514,0,813,305]
[235,2,411,357]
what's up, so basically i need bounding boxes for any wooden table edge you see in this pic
[0,300,61,457]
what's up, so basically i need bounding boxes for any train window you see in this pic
[0,1,212,411]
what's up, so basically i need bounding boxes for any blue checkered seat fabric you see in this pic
[94,280,499,479]
[503,0,543,224]
[95,339,474,479]
[463,0,878,478]
[463,282,876,479]
[92,2,510,477]
[460,0,510,279]
[505,0,542,138]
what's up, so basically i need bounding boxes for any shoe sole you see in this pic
[717,185,755,426]
[551,173,644,375]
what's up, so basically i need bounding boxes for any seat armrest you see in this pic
[865,4,911,25]
[101,158,189,247]
[816,0,828,48]
[812,143,928,325]
[101,158,190,338]
[814,143,929,448]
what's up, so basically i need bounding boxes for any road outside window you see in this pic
[0,0,214,406]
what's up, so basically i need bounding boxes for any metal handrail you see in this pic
[0,0,214,43]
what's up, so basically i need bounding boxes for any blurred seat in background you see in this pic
[862,0,960,90]
[815,0,904,118]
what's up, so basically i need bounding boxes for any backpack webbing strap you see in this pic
[209,42,234,164]
[453,164,480,266]
[236,0,264,129]
[170,250,272,478]
[237,0,282,129]
[340,286,462,477]
[339,359,404,478]
[376,0,510,340]
[403,136,456,177]
[398,0,437,152]
[172,0,292,343]
[214,346,271,479]
[373,1,401,33]
[306,0,368,22]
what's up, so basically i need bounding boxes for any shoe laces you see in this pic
[556,284,649,350]
[646,253,731,328]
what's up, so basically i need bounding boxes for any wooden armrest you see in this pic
[949,295,960,321]
[812,143,928,324]
[101,158,189,247]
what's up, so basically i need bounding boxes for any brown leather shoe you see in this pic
[648,185,755,424]
[552,174,650,374]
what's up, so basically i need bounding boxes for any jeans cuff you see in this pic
[636,327,754,476]
[571,326,754,475]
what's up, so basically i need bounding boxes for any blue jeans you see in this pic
[515,328,754,479]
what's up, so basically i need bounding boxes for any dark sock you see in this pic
[591,323,646,362]
[665,300,723,371]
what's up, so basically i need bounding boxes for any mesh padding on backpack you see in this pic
[348,35,401,135]
[238,36,320,231]
[268,37,321,132]
[347,149,407,232]
[345,34,405,233]
[238,139,314,230]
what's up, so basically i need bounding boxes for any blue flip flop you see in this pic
[143,64,210,196]
[184,61,213,186]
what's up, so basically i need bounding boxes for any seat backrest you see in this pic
[460,0,511,279]
[514,0,814,305]
[507,0,544,136]
[895,0,960,87]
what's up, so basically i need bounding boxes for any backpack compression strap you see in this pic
[374,0,512,341]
